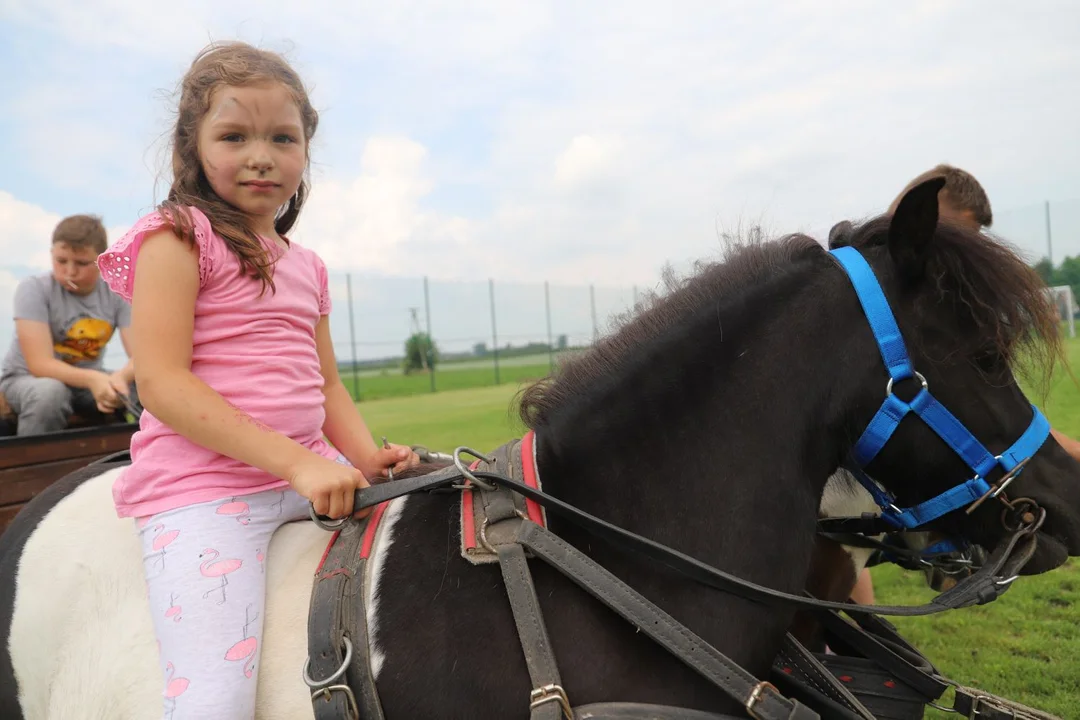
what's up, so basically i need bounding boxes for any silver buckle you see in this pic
[530,683,573,719]
[311,684,359,720]
[965,456,1030,515]
[745,681,779,720]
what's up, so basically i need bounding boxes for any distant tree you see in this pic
[557,334,568,350]
[1034,257,1055,287]
[403,333,439,374]
[473,342,487,356]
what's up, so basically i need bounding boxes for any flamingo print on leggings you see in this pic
[199,548,242,604]
[225,604,260,679]
[163,661,189,720]
[149,525,179,571]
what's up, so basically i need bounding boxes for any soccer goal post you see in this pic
[1049,285,1077,339]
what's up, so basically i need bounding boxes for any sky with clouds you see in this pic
[1,1,1079,361]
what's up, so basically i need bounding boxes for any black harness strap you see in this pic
[344,466,1042,618]
[307,517,384,720]
[497,543,568,720]
[771,635,875,720]
[515,522,819,720]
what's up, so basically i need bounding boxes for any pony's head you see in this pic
[830,178,1080,574]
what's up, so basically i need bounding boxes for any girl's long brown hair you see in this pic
[159,41,319,294]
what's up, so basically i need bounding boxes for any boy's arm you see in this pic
[315,315,414,479]
[16,319,105,389]
[1051,427,1080,464]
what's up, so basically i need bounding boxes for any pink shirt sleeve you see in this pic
[314,253,331,315]
[98,206,222,302]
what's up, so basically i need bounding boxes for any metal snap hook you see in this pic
[453,447,497,491]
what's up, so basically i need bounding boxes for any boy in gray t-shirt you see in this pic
[0,214,135,436]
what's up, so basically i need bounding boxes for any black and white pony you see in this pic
[2,180,1078,718]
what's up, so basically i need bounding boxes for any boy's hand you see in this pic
[107,371,131,398]
[88,372,121,413]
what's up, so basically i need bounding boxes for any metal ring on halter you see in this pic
[303,636,353,688]
[453,447,497,491]
[885,371,928,397]
[308,502,348,531]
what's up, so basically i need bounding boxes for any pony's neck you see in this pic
[532,249,873,584]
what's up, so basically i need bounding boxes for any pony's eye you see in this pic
[975,349,1004,374]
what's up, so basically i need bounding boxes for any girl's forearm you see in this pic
[321,379,380,475]
[138,368,315,481]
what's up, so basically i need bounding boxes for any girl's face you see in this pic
[197,82,307,234]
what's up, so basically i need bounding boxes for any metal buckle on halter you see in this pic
[745,681,780,720]
[965,456,1031,515]
[530,683,573,719]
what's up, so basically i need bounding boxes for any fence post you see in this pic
[424,276,436,393]
[489,278,501,385]
[590,284,598,343]
[1045,200,1054,266]
[346,273,360,401]
[545,280,554,372]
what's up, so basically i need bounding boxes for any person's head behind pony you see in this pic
[160,41,320,295]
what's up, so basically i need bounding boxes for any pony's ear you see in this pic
[828,220,854,249]
[888,177,945,284]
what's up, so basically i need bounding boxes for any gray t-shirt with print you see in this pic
[1,273,131,384]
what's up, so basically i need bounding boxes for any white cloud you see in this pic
[0,192,135,269]
[553,135,626,192]
[294,136,475,278]
[0,192,61,269]
[3,0,1080,287]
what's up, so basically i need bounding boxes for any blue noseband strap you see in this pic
[830,246,1050,530]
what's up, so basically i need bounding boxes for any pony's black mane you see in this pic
[520,214,1062,428]
[518,233,823,428]
[832,216,1062,395]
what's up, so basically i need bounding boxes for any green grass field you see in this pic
[340,362,553,401]
[351,336,1080,717]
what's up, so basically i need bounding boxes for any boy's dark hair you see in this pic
[889,164,993,227]
[52,214,108,254]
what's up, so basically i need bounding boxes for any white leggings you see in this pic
[137,486,313,720]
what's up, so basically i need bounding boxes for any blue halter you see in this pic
[830,246,1050,530]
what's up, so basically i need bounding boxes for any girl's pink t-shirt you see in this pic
[98,206,339,518]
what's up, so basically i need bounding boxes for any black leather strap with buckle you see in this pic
[339,465,1043,618]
